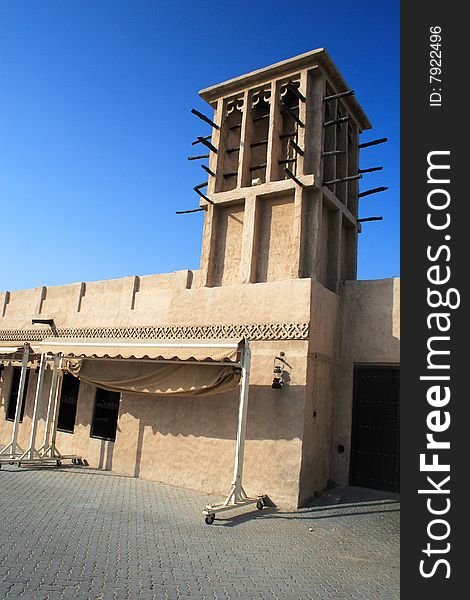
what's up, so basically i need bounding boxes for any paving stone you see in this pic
[0,466,399,599]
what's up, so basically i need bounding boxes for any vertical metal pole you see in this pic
[49,357,64,452]
[40,354,60,453]
[27,352,46,460]
[4,344,30,457]
[231,341,251,502]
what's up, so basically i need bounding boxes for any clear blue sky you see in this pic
[0,0,399,292]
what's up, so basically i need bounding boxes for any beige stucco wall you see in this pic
[1,273,313,508]
[0,273,400,508]
[331,278,400,486]
[298,281,340,504]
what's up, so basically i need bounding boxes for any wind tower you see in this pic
[184,49,387,292]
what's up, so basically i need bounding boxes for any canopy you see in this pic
[0,341,22,355]
[67,359,240,396]
[37,338,243,396]
[38,338,241,362]
[0,346,20,354]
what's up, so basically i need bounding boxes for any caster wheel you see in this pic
[256,500,264,510]
[205,514,215,525]
[72,459,76,464]
[56,460,62,467]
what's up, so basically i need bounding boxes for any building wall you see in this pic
[1,273,312,508]
[331,278,400,486]
[298,282,340,505]
[0,272,400,508]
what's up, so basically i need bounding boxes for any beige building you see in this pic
[0,49,399,511]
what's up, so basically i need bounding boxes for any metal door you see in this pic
[350,366,400,492]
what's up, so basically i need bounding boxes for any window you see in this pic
[57,373,80,433]
[90,387,120,442]
[6,367,30,422]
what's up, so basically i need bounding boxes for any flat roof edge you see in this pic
[199,48,372,131]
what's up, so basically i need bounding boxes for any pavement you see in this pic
[0,465,399,599]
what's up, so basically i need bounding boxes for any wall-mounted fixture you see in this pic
[272,351,290,390]
[272,364,283,389]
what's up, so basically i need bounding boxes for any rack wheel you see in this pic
[205,514,215,525]
[72,459,76,464]
[0,463,2,470]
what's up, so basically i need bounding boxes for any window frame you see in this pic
[6,367,30,423]
[56,372,80,434]
[90,387,121,442]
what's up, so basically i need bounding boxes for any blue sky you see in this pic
[0,0,399,291]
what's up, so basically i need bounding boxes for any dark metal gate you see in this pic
[350,365,400,492]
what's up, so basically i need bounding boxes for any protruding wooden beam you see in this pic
[287,82,306,102]
[358,166,383,174]
[253,113,270,122]
[279,131,298,139]
[176,207,208,215]
[197,137,218,153]
[358,216,383,222]
[187,154,210,161]
[358,137,388,149]
[194,187,214,204]
[193,181,208,191]
[250,140,268,148]
[324,90,355,102]
[290,140,304,156]
[282,105,304,127]
[358,186,388,198]
[191,108,220,130]
[323,174,362,186]
[284,167,304,187]
[324,116,350,127]
[201,164,216,177]
[321,150,345,157]
[191,134,212,146]
[249,163,267,172]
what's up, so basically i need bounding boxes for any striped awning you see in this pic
[0,341,22,355]
[37,338,242,363]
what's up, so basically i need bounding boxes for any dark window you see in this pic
[90,387,120,442]
[57,373,80,433]
[6,367,30,422]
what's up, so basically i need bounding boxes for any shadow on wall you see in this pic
[1,371,306,484]
[121,383,306,479]
[343,278,400,361]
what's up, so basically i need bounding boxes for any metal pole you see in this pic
[26,353,46,460]
[49,357,64,451]
[0,343,30,457]
[39,354,60,454]
[230,342,251,503]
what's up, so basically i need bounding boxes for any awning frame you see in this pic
[1,338,267,518]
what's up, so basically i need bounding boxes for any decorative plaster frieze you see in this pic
[0,322,309,342]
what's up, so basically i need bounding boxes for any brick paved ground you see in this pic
[0,466,399,599]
